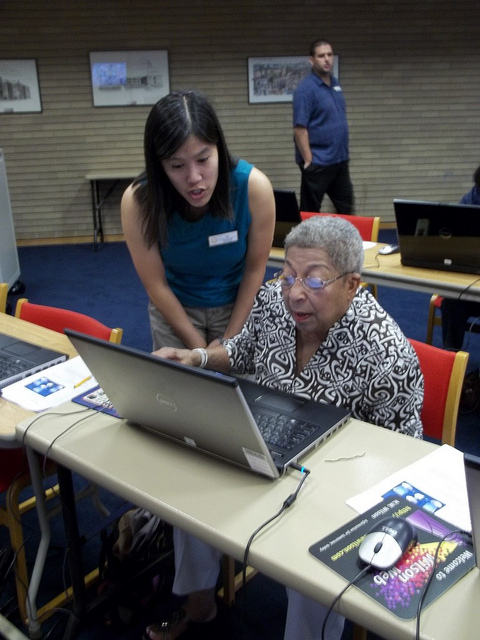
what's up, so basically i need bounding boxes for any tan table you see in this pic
[0,313,77,444]
[85,171,140,248]
[16,401,480,640]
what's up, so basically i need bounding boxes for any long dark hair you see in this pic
[133,90,236,248]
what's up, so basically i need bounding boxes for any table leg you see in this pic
[0,613,30,640]
[89,180,101,250]
[90,180,122,250]
[25,447,50,639]
[56,464,87,639]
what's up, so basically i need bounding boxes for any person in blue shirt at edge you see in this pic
[441,164,480,350]
[293,39,355,215]
[151,216,424,640]
[121,90,275,354]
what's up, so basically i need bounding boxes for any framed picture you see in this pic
[247,55,339,104]
[89,50,170,107]
[0,59,42,113]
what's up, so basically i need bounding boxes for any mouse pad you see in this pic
[72,385,121,418]
[309,495,474,619]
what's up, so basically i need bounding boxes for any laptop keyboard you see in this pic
[0,354,27,378]
[253,411,316,450]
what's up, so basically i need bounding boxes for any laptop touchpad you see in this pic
[255,392,305,413]
[4,341,40,357]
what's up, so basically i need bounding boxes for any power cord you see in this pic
[238,464,310,630]
[20,406,92,448]
[242,462,311,584]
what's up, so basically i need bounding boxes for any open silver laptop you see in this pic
[66,330,350,479]
[0,332,67,390]
[393,199,480,275]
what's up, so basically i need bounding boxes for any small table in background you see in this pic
[85,172,140,249]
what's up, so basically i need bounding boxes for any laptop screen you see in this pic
[273,189,301,248]
[393,199,480,275]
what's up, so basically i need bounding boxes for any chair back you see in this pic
[300,212,380,242]
[0,282,8,314]
[408,338,468,446]
[14,298,123,344]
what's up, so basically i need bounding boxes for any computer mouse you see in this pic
[358,517,417,570]
[378,244,400,255]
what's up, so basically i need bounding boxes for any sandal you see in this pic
[143,608,220,640]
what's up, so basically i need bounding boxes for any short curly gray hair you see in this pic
[284,215,364,274]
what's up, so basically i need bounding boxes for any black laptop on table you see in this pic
[393,199,480,275]
[273,189,302,248]
[0,333,67,390]
[66,330,350,479]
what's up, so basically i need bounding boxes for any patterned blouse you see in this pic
[224,282,423,438]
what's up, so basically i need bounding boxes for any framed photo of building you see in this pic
[0,59,42,114]
[247,55,339,104]
[89,50,170,107]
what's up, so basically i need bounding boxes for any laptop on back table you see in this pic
[66,330,350,479]
[393,199,480,275]
[0,332,67,390]
[273,189,301,248]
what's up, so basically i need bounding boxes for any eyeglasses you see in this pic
[274,271,348,293]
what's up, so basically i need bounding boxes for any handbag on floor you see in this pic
[98,506,174,626]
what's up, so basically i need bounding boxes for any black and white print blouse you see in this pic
[224,282,423,438]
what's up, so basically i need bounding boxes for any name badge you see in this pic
[208,230,239,247]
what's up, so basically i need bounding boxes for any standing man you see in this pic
[293,39,355,214]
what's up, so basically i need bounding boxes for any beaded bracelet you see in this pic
[192,347,208,369]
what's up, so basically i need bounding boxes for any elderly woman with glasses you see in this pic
[150,215,423,640]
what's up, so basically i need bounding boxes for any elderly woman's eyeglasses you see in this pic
[274,271,348,293]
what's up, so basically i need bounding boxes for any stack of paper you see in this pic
[347,445,470,532]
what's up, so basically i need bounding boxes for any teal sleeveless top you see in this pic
[161,159,253,308]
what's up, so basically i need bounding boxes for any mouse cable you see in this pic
[21,406,92,447]
[415,528,471,640]
[237,464,310,630]
[321,564,371,640]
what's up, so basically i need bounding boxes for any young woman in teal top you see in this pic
[121,90,275,350]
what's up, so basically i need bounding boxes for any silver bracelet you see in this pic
[192,347,208,368]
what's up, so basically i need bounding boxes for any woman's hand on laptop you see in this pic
[152,345,231,374]
[152,347,195,365]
